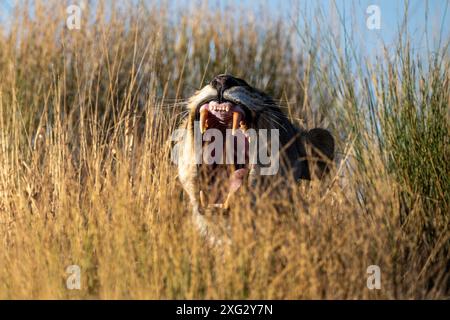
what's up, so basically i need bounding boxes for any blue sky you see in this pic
[1,0,449,58]
[329,0,449,56]
[229,0,449,57]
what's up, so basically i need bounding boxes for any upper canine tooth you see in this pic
[200,108,208,134]
[232,111,242,136]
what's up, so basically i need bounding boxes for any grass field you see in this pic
[0,1,448,299]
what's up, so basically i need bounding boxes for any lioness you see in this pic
[175,74,334,241]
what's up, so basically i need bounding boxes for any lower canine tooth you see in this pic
[240,121,248,132]
[232,112,242,135]
[200,108,208,133]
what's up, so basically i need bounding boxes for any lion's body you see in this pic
[175,75,334,242]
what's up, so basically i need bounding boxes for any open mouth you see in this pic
[196,100,253,210]
[199,101,249,135]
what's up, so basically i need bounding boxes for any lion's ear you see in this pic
[305,128,335,179]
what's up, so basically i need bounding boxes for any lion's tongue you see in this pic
[229,168,248,194]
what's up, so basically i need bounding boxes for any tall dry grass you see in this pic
[0,0,448,299]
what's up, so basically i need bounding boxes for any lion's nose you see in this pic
[210,74,239,101]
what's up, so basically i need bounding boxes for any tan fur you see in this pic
[175,75,334,243]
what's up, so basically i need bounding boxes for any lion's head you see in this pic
[176,74,334,218]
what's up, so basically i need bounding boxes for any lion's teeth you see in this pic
[200,108,208,134]
[240,121,248,132]
[232,111,242,136]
